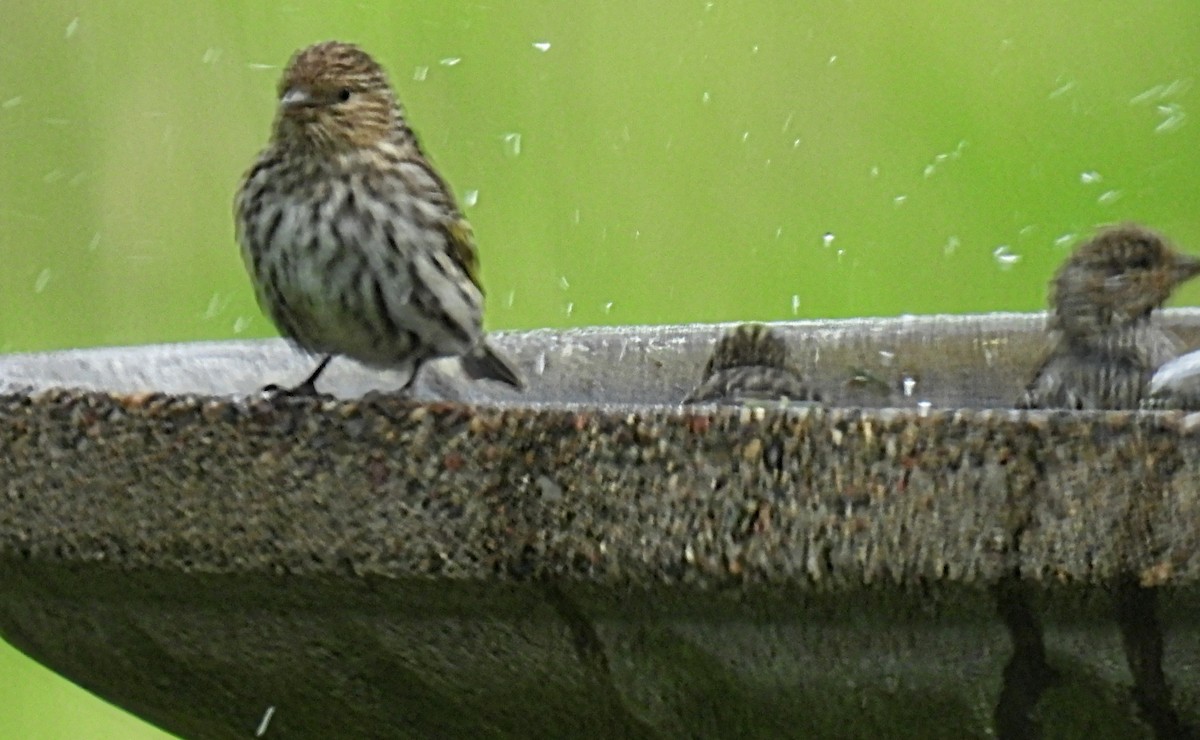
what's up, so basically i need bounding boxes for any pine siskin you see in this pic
[234,41,523,395]
[1011,223,1200,738]
[681,323,819,405]
[1018,223,1200,410]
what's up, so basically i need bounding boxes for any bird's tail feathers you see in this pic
[461,342,525,390]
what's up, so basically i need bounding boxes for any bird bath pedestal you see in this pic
[1,312,1199,738]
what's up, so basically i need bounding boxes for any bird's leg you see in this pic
[263,355,333,397]
[395,357,428,396]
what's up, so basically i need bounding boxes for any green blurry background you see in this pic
[2,1,1200,737]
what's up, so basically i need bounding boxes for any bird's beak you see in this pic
[1173,253,1200,283]
[279,87,315,110]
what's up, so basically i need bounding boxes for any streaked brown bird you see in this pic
[1011,222,1200,739]
[1018,223,1200,410]
[682,323,819,405]
[234,41,523,395]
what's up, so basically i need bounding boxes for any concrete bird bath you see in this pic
[1,312,1199,738]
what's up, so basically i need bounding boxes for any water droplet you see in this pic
[565,302,575,317]
[822,232,835,248]
[532,41,551,52]
[559,276,570,290]
[893,195,908,207]
[1162,79,1191,96]
[992,245,1021,268]
[943,236,960,256]
[232,316,251,334]
[741,131,750,143]
[923,164,936,178]
[202,293,226,319]
[1048,80,1076,99]
[571,209,581,225]
[255,706,275,738]
[412,66,428,82]
[1079,170,1102,184]
[1131,79,1192,105]
[201,48,222,65]
[775,226,783,239]
[902,376,917,397]
[791,295,801,315]
[751,45,760,55]
[246,63,276,71]
[828,55,838,65]
[33,269,51,293]
[869,166,880,178]
[502,132,522,157]
[1131,84,1165,105]
[701,91,711,104]
[65,17,80,39]
[792,138,802,148]
[917,400,932,417]
[2,96,23,110]
[1097,189,1123,205]
[878,350,896,365]
[1054,233,1076,249]
[505,289,515,308]
[1155,106,1186,134]
[463,189,479,207]
[603,301,614,314]
[439,57,462,67]
[781,112,794,133]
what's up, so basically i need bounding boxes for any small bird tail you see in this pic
[461,342,525,390]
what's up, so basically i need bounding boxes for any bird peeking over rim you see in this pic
[234,41,524,396]
[682,323,819,405]
[1018,223,1200,410]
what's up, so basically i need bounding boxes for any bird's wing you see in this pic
[441,217,484,294]
[394,153,487,295]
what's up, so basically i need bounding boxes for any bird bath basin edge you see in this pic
[2,312,1200,738]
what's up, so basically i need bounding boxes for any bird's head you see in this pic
[272,41,399,153]
[704,323,790,376]
[1051,224,1200,331]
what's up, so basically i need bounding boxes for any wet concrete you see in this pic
[1,311,1199,738]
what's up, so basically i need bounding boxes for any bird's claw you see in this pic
[259,381,321,399]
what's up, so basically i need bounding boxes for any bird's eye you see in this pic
[337,88,352,102]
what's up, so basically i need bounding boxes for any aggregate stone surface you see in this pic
[1,312,1199,738]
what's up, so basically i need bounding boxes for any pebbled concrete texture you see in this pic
[1,312,1200,738]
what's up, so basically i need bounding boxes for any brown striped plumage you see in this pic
[234,41,522,394]
[1014,227,1200,736]
[682,323,819,405]
[1018,224,1200,410]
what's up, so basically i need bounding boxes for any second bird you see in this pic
[682,323,819,405]
[235,41,523,395]
[1019,223,1200,410]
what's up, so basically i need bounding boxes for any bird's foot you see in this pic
[260,380,321,399]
